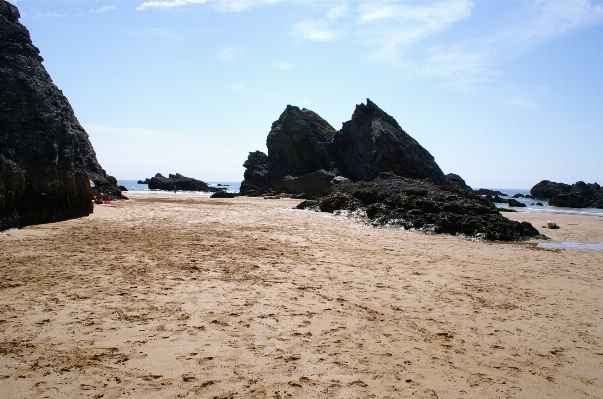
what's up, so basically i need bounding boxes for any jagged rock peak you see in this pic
[0,1,19,22]
[334,99,445,183]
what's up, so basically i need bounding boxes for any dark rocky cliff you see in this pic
[0,0,123,231]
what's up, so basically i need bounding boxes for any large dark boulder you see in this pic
[267,105,338,180]
[143,173,213,191]
[0,1,123,231]
[531,180,603,208]
[280,169,336,194]
[530,180,571,199]
[239,150,271,196]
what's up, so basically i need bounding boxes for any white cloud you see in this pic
[218,45,241,61]
[137,0,279,11]
[358,0,474,61]
[31,12,65,18]
[91,5,117,13]
[357,4,398,23]
[421,0,603,78]
[327,3,348,19]
[272,61,295,70]
[501,0,603,55]
[212,0,280,12]
[290,19,344,41]
[137,0,207,11]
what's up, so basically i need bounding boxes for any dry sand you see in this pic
[1,194,602,398]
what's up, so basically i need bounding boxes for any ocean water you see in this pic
[485,188,603,217]
[118,180,241,194]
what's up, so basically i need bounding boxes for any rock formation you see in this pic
[297,174,539,241]
[531,180,603,208]
[140,173,220,192]
[241,100,541,240]
[241,99,447,196]
[0,1,124,231]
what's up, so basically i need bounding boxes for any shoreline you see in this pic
[1,195,602,398]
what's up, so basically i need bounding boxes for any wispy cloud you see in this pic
[272,61,295,70]
[290,19,344,41]
[212,0,280,12]
[499,0,603,55]
[137,0,279,11]
[76,5,117,16]
[137,0,207,11]
[218,45,241,61]
[30,12,65,18]
[357,0,474,61]
[91,5,117,13]
[422,0,603,77]
[327,3,348,19]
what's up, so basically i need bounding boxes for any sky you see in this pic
[8,0,603,189]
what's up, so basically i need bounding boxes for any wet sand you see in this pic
[1,194,602,398]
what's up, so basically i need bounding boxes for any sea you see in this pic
[118,180,241,194]
[117,181,603,218]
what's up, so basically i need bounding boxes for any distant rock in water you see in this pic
[240,100,541,241]
[531,180,603,208]
[474,188,508,197]
[141,173,220,192]
[0,1,124,231]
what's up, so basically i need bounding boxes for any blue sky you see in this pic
[9,0,603,188]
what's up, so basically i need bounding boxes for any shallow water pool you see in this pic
[537,241,603,251]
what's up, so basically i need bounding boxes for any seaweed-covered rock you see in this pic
[0,1,123,231]
[297,174,540,241]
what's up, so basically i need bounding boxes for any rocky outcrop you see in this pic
[267,106,338,180]
[297,174,540,241]
[141,173,220,192]
[530,180,571,199]
[333,100,446,184]
[507,199,526,208]
[531,180,603,208]
[239,151,270,195]
[0,1,123,231]
[474,189,508,196]
[241,99,447,195]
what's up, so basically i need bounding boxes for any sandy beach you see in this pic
[1,194,602,398]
